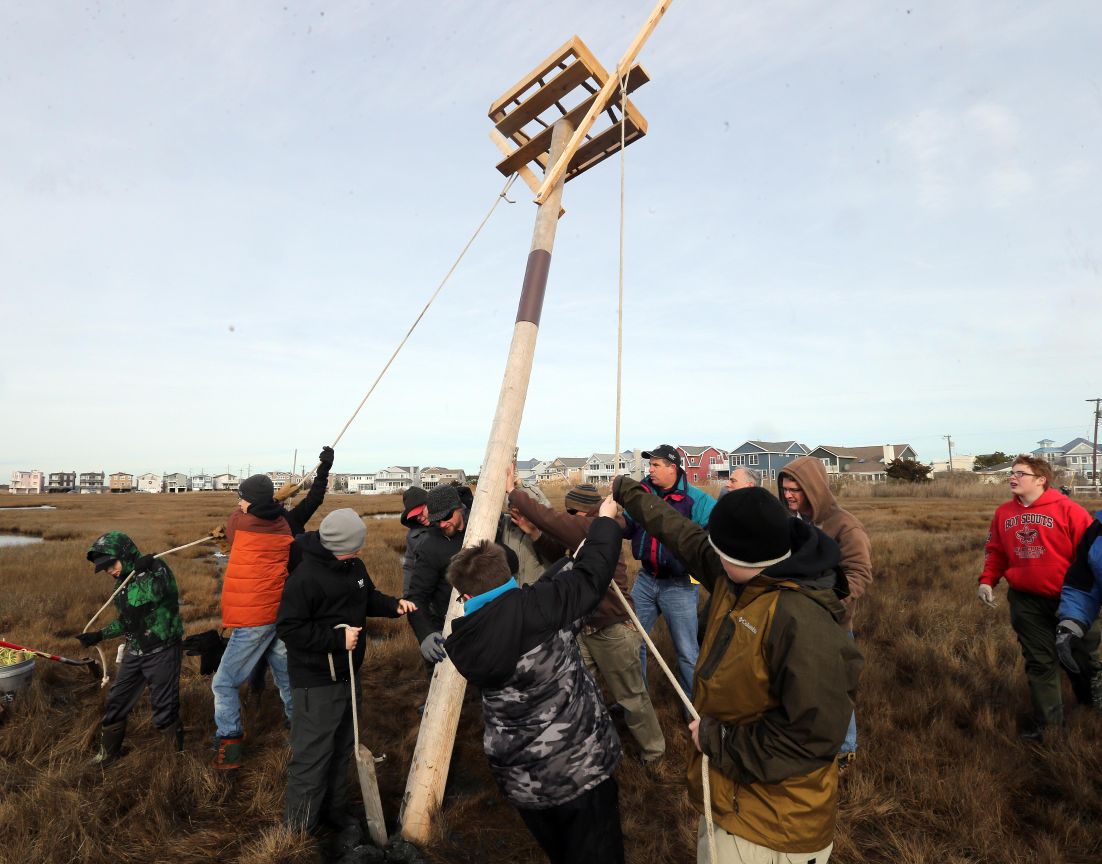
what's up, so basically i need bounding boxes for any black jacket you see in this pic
[246,467,329,570]
[276,531,400,689]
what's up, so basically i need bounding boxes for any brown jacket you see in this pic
[614,476,862,853]
[778,456,872,629]
[507,488,633,631]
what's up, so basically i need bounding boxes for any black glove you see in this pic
[420,632,446,663]
[77,631,103,648]
[183,629,228,676]
[1055,619,1085,674]
[133,554,156,573]
[318,446,335,470]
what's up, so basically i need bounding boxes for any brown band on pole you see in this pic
[516,249,551,325]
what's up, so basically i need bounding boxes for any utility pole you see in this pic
[943,434,954,473]
[1089,398,1101,490]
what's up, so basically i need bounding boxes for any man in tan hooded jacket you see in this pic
[778,456,872,765]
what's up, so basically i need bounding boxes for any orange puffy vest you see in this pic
[221,511,294,628]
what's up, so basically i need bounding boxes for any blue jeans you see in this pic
[630,570,699,701]
[212,624,292,738]
[840,630,857,755]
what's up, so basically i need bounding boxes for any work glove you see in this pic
[133,554,156,573]
[1055,619,1086,674]
[77,630,103,648]
[182,629,228,676]
[318,446,335,470]
[977,584,997,608]
[611,474,625,502]
[420,632,447,663]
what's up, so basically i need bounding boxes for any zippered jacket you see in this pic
[86,531,183,655]
[444,517,623,809]
[1058,510,1102,628]
[980,488,1092,598]
[221,469,329,627]
[614,477,862,854]
[276,531,400,689]
[621,471,714,579]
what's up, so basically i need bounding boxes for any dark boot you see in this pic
[91,720,126,767]
[160,719,184,753]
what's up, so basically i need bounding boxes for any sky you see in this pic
[2,0,1100,478]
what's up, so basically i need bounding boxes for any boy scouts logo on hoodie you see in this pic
[1014,526,1045,558]
[1015,527,1039,545]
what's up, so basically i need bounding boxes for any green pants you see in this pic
[579,621,665,763]
[1007,588,1102,726]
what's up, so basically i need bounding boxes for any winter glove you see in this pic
[318,446,335,470]
[182,629,228,676]
[420,632,446,663]
[611,474,625,502]
[1055,619,1086,674]
[977,584,997,608]
[133,554,156,573]
[77,630,103,648]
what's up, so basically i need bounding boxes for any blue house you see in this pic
[728,441,811,482]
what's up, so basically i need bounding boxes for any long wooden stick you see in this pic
[533,0,673,204]
[399,119,575,845]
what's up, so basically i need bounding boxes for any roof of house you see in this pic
[555,457,589,468]
[742,440,809,454]
[677,445,716,456]
[515,458,540,470]
[816,444,914,462]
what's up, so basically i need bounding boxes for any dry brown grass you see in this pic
[2,489,1102,863]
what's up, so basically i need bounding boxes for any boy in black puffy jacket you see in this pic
[276,508,415,845]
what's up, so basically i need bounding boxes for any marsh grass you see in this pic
[1,490,1101,862]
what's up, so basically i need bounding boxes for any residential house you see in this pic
[807,444,919,483]
[265,471,298,492]
[1033,437,1101,481]
[212,473,238,492]
[584,452,635,485]
[515,458,542,482]
[975,460,1014,484]
[163,472,189,494]
[79,471,107,494]
[345,473,377,494]
[46,471,76,493]
[676,445,729,485]
[421,467,467,490]
[109,472,134,493]
[188,474,214,492]
[930,455,976,474]
[136,473,162,493]
[373,466,419,494]
[729,441,811,484]
[9,470,44,495]
[535,457,586,484]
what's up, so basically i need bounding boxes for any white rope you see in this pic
[611,73,716,863]
[83,534,218,687]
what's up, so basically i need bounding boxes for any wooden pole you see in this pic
[533,0,673,204]
[399,119,575,845]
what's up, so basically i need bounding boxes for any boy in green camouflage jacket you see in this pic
[78,531,184,764]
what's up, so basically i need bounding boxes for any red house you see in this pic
[676,445,729,485]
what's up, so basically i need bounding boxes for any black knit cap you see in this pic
[565,483,602,514]
[426,485,462,523]
[239,474,275,505]
[707,487,792,568]
[402,486,427,511]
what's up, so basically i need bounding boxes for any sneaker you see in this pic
[212,736,244,769]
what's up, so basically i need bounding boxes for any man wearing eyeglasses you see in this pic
[978,454,1099,740]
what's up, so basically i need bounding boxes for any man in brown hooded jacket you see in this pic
[778,456,871,764]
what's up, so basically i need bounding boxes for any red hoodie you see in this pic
[980,488,1092,598]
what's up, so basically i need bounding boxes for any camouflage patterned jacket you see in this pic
[444,517,623,810]
[86,532,183,655]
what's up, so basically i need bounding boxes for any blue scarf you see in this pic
[463,577,518,615]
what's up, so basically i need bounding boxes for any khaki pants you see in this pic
[578,621,665,762]
[698,819,832,864]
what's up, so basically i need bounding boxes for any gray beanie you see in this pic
[239,473,275,504]
[319,508,366,555]
[426,485,462,523]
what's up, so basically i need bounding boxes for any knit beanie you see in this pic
[239,474,275,505]
[319,508,367,556]
[426,485,462,523]
[565,483,603,514]
[707,487,792,568]
[402,486,428,511]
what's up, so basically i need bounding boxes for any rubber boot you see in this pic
[161,719,184,753]
[91,720,126,767]
[212,735,243,770]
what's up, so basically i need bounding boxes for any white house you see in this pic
[136,473,162,493]
[346,474,377,494]
[584,452,635,485]
[420,467,467,490]
[374,466,418,494]
[213,473,239,491]
[9,470,44,494]
[189,474,214,492]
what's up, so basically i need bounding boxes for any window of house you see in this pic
[748,455,758,465]
[732,455,744,466]
[770,469,776,479]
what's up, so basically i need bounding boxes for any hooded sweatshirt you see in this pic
[444,517,623,810]
[1058,511,1102,628]
[614,476,862,854]
[86,531,182,655]
[981,488,1092,598]
[275,531,401,689]
[778,456,872,628]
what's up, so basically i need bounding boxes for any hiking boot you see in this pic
[91,720,126,767]
[212,735,243,769]
[160,719,184,753]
